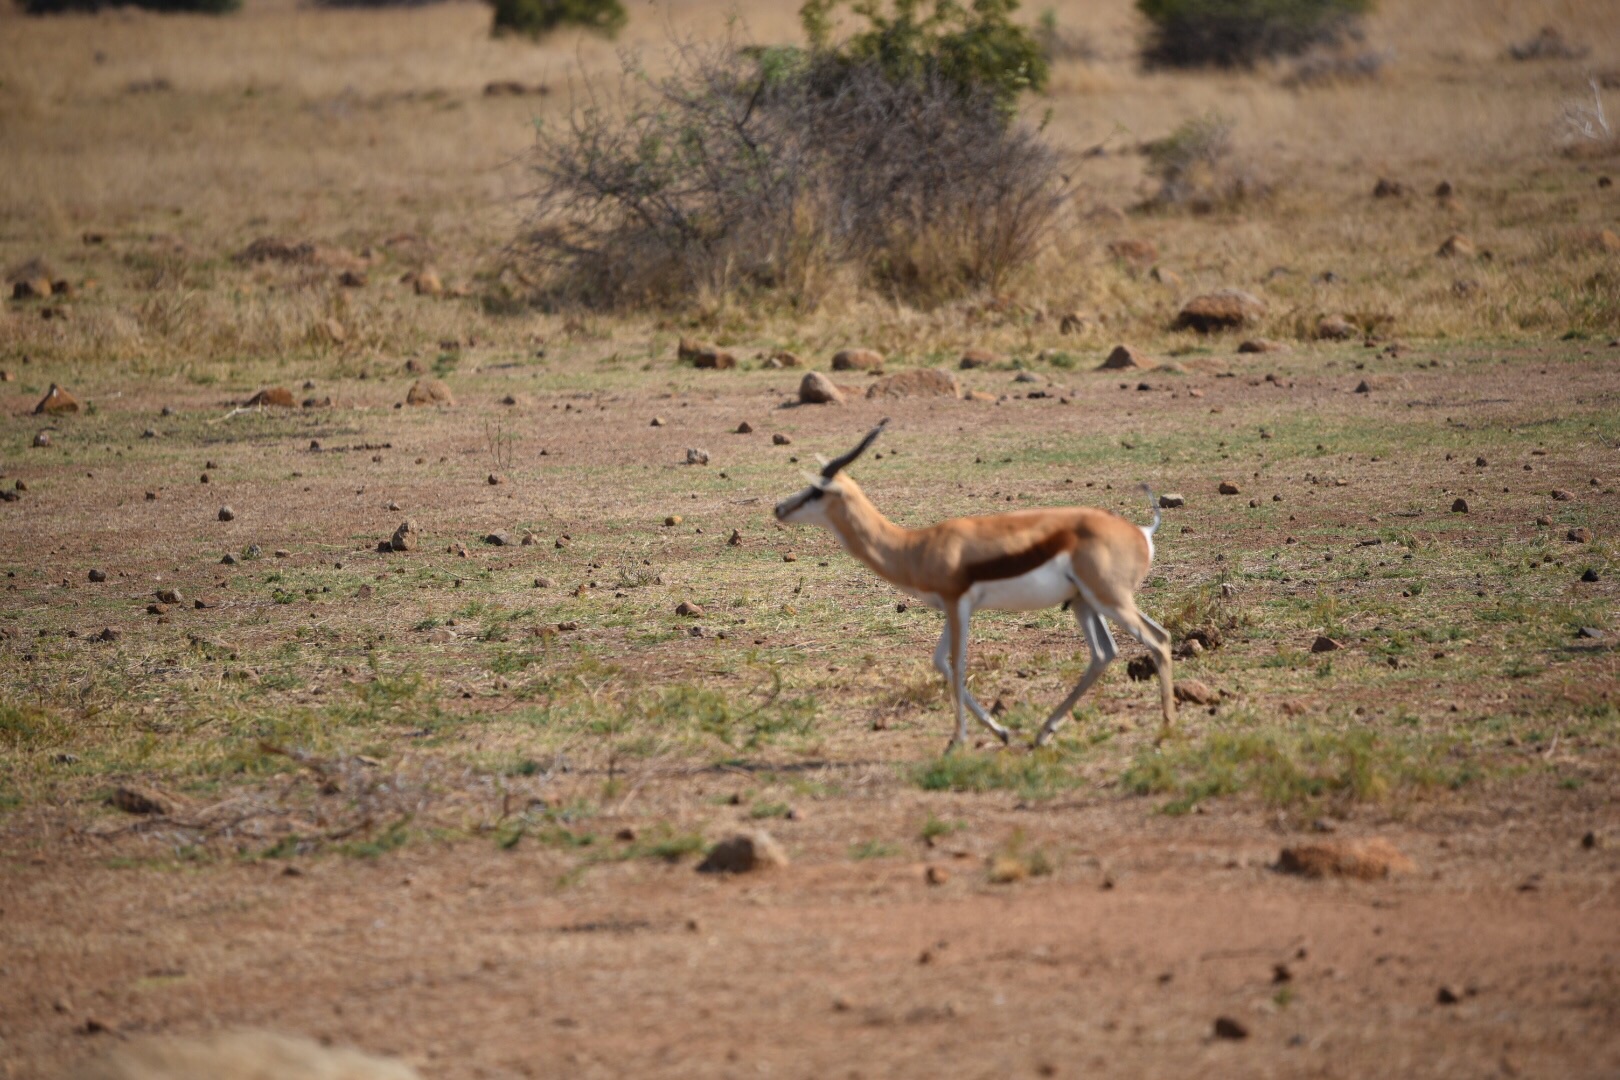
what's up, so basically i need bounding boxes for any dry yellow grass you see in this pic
[1,0,1617,382]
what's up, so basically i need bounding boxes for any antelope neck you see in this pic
[826,482,917,584]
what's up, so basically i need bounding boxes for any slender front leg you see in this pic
[1034,608,1117,747]
[932,626,1011,745]
[1104,604,1177,744]
[942,600,973,753]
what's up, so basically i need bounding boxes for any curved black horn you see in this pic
[820,418,889,480]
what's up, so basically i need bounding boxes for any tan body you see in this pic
[776,422,1176,751]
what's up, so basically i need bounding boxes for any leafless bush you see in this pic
[522,40,1068,309]
[1508,26,1588,62]
[1560,78,1613,148]
[1142,113,1268,211]
[1284,46,1390,88]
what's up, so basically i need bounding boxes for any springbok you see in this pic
[774,420,1174,752]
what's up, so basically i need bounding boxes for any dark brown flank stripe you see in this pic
[960,529,1079,586]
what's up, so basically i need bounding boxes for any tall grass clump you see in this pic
[522,2,1066,310]
[1137,0,1373,70]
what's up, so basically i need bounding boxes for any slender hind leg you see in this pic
[933,625,1011,745]
[1099,600,1176,743]
[1034,606,1117,747]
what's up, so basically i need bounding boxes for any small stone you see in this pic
[1277,837,1415,879]
[412,269,443,296]
[1174,679,1220,706]
[1436,985,1461,1006]
[650,416,666,427]
[1582,831,1599,849]
[1451,498,1469,513]
[1238,338,1286,354]
[487,473,504,485]
[867,369,961,400]
[33,384,81,415]
[831,348,884,371]
[1355,380,1372,393]
[96,627,121,642]
[685,448,710,466]
[1536,515,1553,526]
[697,831,789,873]
[664,515,683,527]
[1568,527,1592,543]
[1436,234,1476,258]
[736,421,753,434]
[109,786,170,815]
[1218,481,1241,495]
[155,588,182,604]
[521,532,538,546]
[88,569,106,582]
[1576,626,1603,639]
[217,506,235,521]
[1213,1017,1248,1040]
[1316,314,1356,340]
[1372,177,1407,198]
[1581,569,1599,583]
[1475,456,1488,466]
[220,553,237,565]
[533,576,555,588]
[676,601,704,617]
[959,348,999,369]
[772,433,791,446]
[1125,656,1155,681]
[1551,489,1573,501]
[405,378,454,407]
[783,552,798,563]
[33,431,52,448]
[1310,635,1343,653]
[193,597,218,609]
[1174,290,1267,333]
[390,520,419,552]
[1158,493,1185,508]
[147,603,168,616]
[925,866,950,886]
[485,531,514,546]
[799,371,845,405]
[1098,344,1155,371]
[728,530,742,546]
[245,387,295,408]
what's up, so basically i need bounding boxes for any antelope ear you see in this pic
[800,471,825,487]
[813,454,830,469]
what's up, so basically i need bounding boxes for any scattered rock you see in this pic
[487,472,505,485]
[1310,635,1343,653]
[736,421,754,434]
[697,831,789,873]
[387,520,419,552]
[1567,527,1592,543]
[405,378,454,407]
[866,368,960,399]
[1372,177,1407,198]
[484,531,514,546]
[245,386,296,408]
[1158,493,1185,508]
[1173,290,1267,332]
[649,416,665,427]
[685,448,710,466]
[1174,680,1220,706]
[1059,312,1090,335]
[782,551,798,563]
[831,348,884,371]
[1435,985,1462,1006]
[1434,179,1455,198]
[1436,234,1476,259]
[925,865,949,886]
[155,588,182,605]
[959,348,1000,369]
[337,269,368,288]
[772,433,791,446]
[33,431,52,448]
[728,530,742,546]
[664,514,683,527]
[217,506,235,522]
[680,338,737,370]
[1551,488,1574,501]
[499,394,518,406]
[12,277,52,300]
[1277,837,1414,879]
[1576,626,1603,639]
[1218,481,1241,495]
[1451,498,1469,513]
[88,569,106,582]
[1316,314,1357,340]
[1581,568,1600,583]
[411,270,443,296]
[533,576,555,588]
[1355,380,1372,393]
[1536,515,1553,526]
[1213,1017,1249,1040]
[108,786,172,816]
[1238,338,1287,354]
[96,627,121,642]
[766,351,802,369]
[676,601,704,617]
[1149,265,1184,289]
[799,372,845,405]
[33,384,80,415]
[1098,344,1155,371]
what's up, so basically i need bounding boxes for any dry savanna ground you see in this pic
[2,0,1619,1077]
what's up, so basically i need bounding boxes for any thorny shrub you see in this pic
[522,40,1067,310]
[1142,112,1268,211]
[490,0,626,40]
[1136,0,1373,70]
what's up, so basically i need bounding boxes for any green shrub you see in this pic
[491,0,626,40]
[802,0,1048,114]
[1136,0,1372,69]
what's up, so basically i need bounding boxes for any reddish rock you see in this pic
[1277,837,1415,880]
[1174,290,1267,332]
[33,384,80,415]
[831,348,884,371]
[799,372,845,405]
[405,378,454,406]
[866,368,960,399]
[245,387,296,408]
[1098,344,1155,371]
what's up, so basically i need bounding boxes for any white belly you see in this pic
[966,554,1077,613]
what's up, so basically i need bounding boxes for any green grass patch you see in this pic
[913,747,1080,801]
